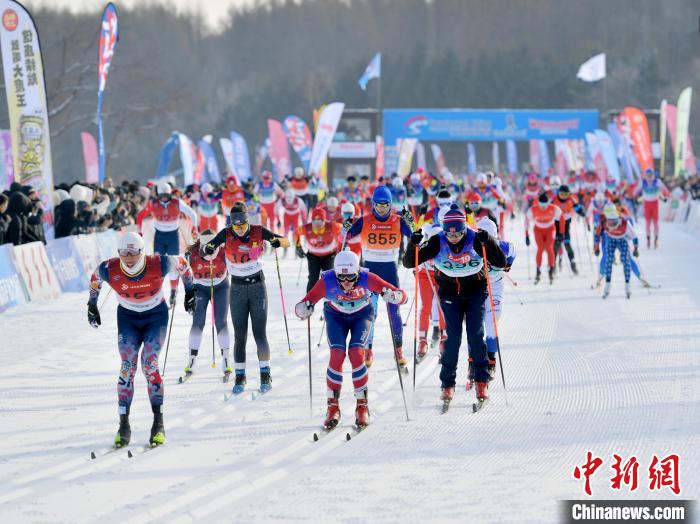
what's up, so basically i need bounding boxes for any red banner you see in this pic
[622,107,654,172]
[267,119,291,180]
[81,132,98,184]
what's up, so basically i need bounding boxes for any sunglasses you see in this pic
[445,230,465,240]
[312,220,324,227]
[232,222,248,230]
[468,201,480,207]
[336,273,358,282]
[374,202,391,210]
[558,191,570,197]
[118,248,142,257]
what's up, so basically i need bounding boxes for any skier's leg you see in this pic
[534,227,544,267]
[465,288,489,384]
[325,306,349,394]
[214,281,231,368]
[418,270,432,337]
[186,285,208,370]
[604,237,616,282]
[230,282,250,372]
[116,307,140,416]
[306,253,322,293]
[564,220,575,263]
[139,305,169,410]
[248,279,271,366]
[620,240,631,282]
[484,278,503,356]
[439,297,465,389]
[543,227,555,269]
[650,200,660,241]
[643,201,653,241]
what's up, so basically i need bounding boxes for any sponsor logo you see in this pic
[2,9,18,31]
[404,116,428,135]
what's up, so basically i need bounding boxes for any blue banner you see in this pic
[506,139,518,174]
[45,237,87,292]
[0,244,29,311]
[155,133,179,180]
[230,131,252,182]
[467,143,477,173]
[594,130,622,182]
[198,139,221,184]
[384,109,599,145]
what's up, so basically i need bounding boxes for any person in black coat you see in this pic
[0,194,9,245]
[6,191,31,245]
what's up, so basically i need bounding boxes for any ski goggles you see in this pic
[444,230,465,240]
[468,201,481,209]
[558,190,570,198]
[230,211,249,226]
[336,273,358,283]
[373,202,391,213]
[311,219,324,229]
[118,248,142,257]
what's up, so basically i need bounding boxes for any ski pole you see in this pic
[316,317,326,349]
[572,217,583,268]
[387,303,410,422]
[161,298,177,377]
[582,217,595,273]
[526,234,531,280]
[481,245,509,406]
[412,248,419,391]
[503,273,525,305]
[98,287,113,313]
[402,292,415,327]
[209,264,216,368]
[273,248,294,355]
[307,317,313,417]
[296,257,304,286]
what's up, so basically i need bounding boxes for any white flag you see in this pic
[576,53,606,82]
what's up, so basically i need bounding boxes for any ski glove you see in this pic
[400,207,415,227]
[410,230,423,245]
[184,289,196,315]
[525,234,530,247]
[381,287,403,305]
[269,237,290,249]
[633,247,639,258]
[294,301,314,320]
[202,242,216,256]
[342,218,353,231]
[87,303,101,328]
[594,245,600,257]
[295,245,306,259]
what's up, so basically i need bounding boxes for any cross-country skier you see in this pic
[136,181,198,307]
[202,202,290,394]
[340,202,361,256]
[275,189,308,256]
[183,229,231,381]
[344,186,414,370]
[525,193,565,284]
[254,170,283,232]
[221,175,247,218]
[87,232,195,448]
[552,184,584,275]
[636,168,669,249]
[403,205,506,407]
[295,207,342,292]
[195,183,221,233]
[594,204,639,299]
[294,250,406,429]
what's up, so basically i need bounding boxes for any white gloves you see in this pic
[295,301,314,320]
[381,287,403,305]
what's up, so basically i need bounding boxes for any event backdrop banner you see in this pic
[45,236,87,292]
[0,243,28,312]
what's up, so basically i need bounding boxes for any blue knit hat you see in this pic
[372,185,392,205]
[441,204,466,234]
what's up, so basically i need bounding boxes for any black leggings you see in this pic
[229,275,270,365]
[306,253,335,292]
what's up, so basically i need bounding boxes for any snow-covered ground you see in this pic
[1,221,698,523]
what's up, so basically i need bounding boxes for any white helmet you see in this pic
[284,189,295,201]
[476,217,498,239]
[157,181,171,196]
[334,250,360,277]
[201,182,213,194]
[603,204,619,220]
[294,166,305,177]
[476,172,487,184]
[391,177,403,189]
[326,196,339,209]
[118,231,145,254]
[341,202,355,215]
[550,176,562,187]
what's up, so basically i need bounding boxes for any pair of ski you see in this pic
[224,385,271,402]
[177,372,232,384]
[313,423,366,442]
[441,397,488,414]
[89,442,161,460]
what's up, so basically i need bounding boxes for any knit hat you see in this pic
[441,204,466,234]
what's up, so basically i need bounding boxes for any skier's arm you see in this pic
[556,207,566,235]
[367,272,407,305]
[345,216,364,237]
[262,226,289,248]
[87,261,110,306]
[178,200,198,229]
[402,234,440,268]
[135,201,153,232]
[399,216,415,236]
[299,278,327,306]
[164,255,194,291]
[203,228,227,254]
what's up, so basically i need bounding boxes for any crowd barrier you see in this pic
[0,218,190,313]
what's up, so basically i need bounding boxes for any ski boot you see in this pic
[149,407,165,447]
[654,236,658,249]
[487,352,497,382]
[431,326,440,347]
[232,370,246,394]
[534,267,541,285]
[417,337,429,360]
[364,346,373,368]
[571,261,579,276]
[625,281,631,299]
[355,389,370,428]
[114,413,131,448]
[440,386,454,413]
[223,366,233,382]
[475,381,489,401]
[259,366,272,394]
[466,357,475,390]
[395,345,408,374]
[602,281,611,299]
[169,289,177,309]
[323,389,341,430]
[548,266,555,284]
[178,366,194,384]
[646,235,651,249]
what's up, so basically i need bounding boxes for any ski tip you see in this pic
[313,433,319,442]
[127,450,133,458]
[346,433,352,441]
[177,377,183,384]
[90,451,96,460]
